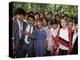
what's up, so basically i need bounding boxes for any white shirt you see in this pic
[17,19,23,38]
[59,27,69,50]
[23,19,28,24]
[24,24,33,44]
[72,31,78,47]
[51,28,59,38]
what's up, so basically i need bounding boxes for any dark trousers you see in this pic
[71,39,78,54]
[22,42,35,57]
[16,39,25,58]
[16,39,35,57]
[28,44,35,57]
[22,42,29,57]
[46,49,51,56]
[59,48,68,55]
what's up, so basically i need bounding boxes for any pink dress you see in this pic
[43,26,53,51]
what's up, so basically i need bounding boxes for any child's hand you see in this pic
[21,31,30,35]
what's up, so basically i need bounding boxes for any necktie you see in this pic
[27,27,31,42]
[29,27,31,34]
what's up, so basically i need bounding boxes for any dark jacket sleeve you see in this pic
[28,29,37,40]
[12,20,17,40]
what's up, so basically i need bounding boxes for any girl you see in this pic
[42,17,48,30]
[36,20,47,56]
[58,19,73,55]
[45,20,53,56]
[42,17,53,56]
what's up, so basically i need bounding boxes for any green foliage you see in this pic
[12,2,78,17]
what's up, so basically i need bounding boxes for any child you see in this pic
[58,19,73,55]
[46,11,53,21]
[50,19,59,55]
[42,17,48,30]
[36,20,47,56]
[71,18,78,54]
[45,20,53,56]
[42,17,52,56]
[68,20,73,29]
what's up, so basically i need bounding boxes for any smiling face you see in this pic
[42,18,47,27]
[60,19,67,28]
[34,14,40,20]
[28,17,34,26]
[37,20,43,29]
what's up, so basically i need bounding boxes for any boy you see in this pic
[68,20,73,29]
[50,19,59,55]
[46,11,53,21]
[71,17,78,54]
[23,15,37,57]
[11,8,27,58]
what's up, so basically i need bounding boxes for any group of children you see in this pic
[10,8,78,58]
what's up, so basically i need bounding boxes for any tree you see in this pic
[11,2,78,17]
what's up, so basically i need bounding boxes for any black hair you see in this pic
[50,19,58,25]
[27,15,35,21]
[68,20,73,23]
[34,12,40,16]
[28,11,34,16]
[63,14,68,18]
[25,12,28,15]
[42,17,48,23]
[40,13,45,18]
[47,11,53,16]
[55,14,60,18]
[72,16,78,24]
[14,8,25,16]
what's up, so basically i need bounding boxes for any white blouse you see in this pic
[59,27,69,50]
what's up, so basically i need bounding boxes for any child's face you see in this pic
[35,14,39,20]
[64,16,67,20]
[37,21,43,29]
[42,19,47,26]
[61,19,67,28]
[28,17,34,26]
[25,15,28,20]
[73,23,78,31]
[47,14,52,20]
[56,16,60,21]
[48,22,51,29]
[40,14,44,19]
[68,22,73,28]
[52,24,58,29]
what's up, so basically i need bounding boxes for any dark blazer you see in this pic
[12,20,27,48]
[72,36,78,54]
[23,25,38,57]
